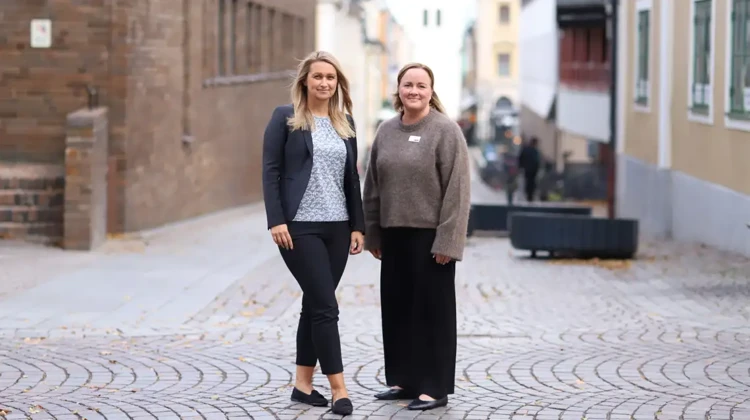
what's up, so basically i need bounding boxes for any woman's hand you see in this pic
[270,224,293,250]
[434,254,452,265]
[369,249,382,259]
[350,231,364,255]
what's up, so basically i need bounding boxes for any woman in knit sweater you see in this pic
[363,63,471,411]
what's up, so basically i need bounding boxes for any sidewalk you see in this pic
[0,203,281,337]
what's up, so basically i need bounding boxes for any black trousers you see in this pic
[524,171,537,202]
[280,221,350,375]
[380,227,457,399]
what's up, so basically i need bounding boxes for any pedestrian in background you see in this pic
[518,136,541,202]
[261,51,365,416]
[363,63,471,411]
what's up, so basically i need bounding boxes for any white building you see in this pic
[398,0,469,120]
[316,0,385,166]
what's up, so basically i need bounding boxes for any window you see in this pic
[436,9,441,26]
[423,9,428,26]
[499,5,510,24]
[218,0,226,75]
[497,53,510,76]
[208,1,307,83]
[690,0,712,114]
[229,0,237,74]
[247,4,258,73]
[635,7,650,106]
[728,0,750,117]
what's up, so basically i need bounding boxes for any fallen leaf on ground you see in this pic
[548,258,632,270]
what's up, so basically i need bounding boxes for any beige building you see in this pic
[475,0,521,139]
[617,0,750,256]
[316,0,385,165]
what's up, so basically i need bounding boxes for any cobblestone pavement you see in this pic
[2,181,750,418]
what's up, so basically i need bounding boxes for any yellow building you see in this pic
[617,0,750,256]
[475,0,521,139]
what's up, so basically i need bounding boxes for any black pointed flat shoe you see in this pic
[331,397,353,416]
[291,387,329,407]
[407,396,448,411]
[374,388,416,400]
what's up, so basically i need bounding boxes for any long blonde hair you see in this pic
[287,51,355,138]
[393,63,447,115]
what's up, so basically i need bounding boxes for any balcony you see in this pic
[559,61,610,91]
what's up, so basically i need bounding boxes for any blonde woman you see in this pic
[262,51,365,415]
[363,63,471,410]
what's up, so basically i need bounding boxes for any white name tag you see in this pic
[408,136,421,143]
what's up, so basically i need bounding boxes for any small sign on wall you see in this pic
[30,19,52,48]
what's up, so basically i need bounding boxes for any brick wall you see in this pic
[0,0,316,241]
[0,1,112,163]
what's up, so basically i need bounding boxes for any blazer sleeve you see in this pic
[431,123,471,261]
[363,138,382,250]
[262,106,289,230]
[347,115,366,234]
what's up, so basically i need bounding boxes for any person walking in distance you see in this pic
[261,51,365,416]
[363,63,471,411]
[518,136,541,202]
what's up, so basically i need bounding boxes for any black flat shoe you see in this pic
[374,388,415,400]
[407,396,448,411]
[331,397,353,416]
[291,387,328,407]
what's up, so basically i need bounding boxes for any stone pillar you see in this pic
[64,107,109,251]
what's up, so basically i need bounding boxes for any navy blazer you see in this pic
[262,104,365,233]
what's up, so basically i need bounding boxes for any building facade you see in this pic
[0,0,315,245]
[617,0,750,256]
[378,7,414,108]
[317,0,385,162]
[519,0,560,161]
[398,0,469,120]
[519,0,611,172]
[475,0,522,140]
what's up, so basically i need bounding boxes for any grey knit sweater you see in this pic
[363,108,471,261]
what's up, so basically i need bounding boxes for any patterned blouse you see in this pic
[293,116,350,222]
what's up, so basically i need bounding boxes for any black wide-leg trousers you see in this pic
[280,221,350,375]
[380,227,458,399]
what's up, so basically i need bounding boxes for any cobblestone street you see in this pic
[1,178,750,419]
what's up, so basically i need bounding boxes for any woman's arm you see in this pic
[347,115,366,234]
[363,139,382,251]
[432,123,471,261]
[262,106,289,230]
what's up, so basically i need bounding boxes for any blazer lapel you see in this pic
[303,130,313,156]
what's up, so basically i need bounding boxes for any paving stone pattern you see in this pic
[0,168,748,419]
[1,233,750,420]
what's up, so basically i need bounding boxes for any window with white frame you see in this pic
[691,0,712,113]
[727,0,750,117]
[635,4,650,106]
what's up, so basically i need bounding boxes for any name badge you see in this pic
[408,136,421,143]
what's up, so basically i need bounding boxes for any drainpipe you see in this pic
[607,0,619,219]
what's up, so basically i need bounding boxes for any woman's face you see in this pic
[306,61,338,102]
[398,68,432,113]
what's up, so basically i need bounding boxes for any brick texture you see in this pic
[63,107,108,250]
[0,0,316,240]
